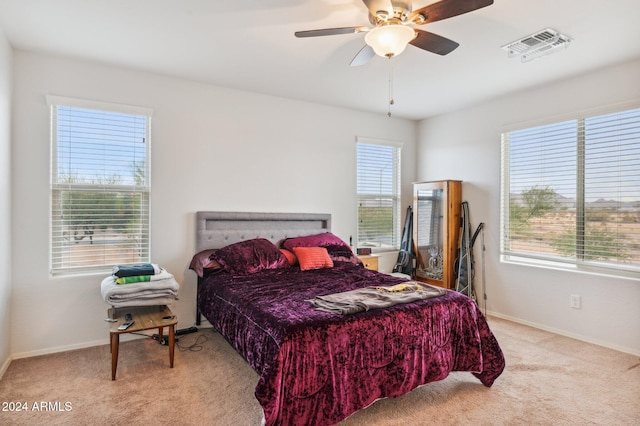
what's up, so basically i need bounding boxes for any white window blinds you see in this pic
[356,139,401,249]
[48,96,152,275]
[501,106,640,276]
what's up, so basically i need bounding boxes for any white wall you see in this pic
[0,24,12,374]
[10,50,417,357]
[417,58,640,355]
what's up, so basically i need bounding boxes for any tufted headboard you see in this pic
[195,211,332,253]
[194,211,331,325]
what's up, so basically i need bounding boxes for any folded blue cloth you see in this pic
[112,264,157,278]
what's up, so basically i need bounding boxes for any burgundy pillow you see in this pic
[211,238,288,275]
[189,249,221,277]
[281,232,360,264]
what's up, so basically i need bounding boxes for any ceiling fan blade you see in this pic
[410,29,459,55]
[362,0,393,17]
[295,26,368,38]
[409,0,493,25]
[350,45,376,67]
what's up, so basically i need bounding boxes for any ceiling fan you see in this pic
[295,0,494,66]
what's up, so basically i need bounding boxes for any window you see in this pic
[356,138,402,250]
[501,105,640,277]
[48,96,152,276]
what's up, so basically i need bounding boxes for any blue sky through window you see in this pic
[56,106,148,186]
[357,143,396,195]
[508,107,640,204]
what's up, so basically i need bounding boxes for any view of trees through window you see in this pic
[356,141,401,249]
[57,161,146,245]
[357,200,395,247]
[507,185,639,264]
[502,106,640,273]
[50,100,150,274]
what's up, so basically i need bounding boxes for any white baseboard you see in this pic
[9,325,212,361]
[0,354,11,379]
[7,314,635,363]
[11,338,110,360]
[10,333,148,361]
[487,310,640,357]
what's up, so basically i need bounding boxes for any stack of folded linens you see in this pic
[101,263,179,307]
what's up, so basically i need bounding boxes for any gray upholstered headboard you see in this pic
[195,211,331,253]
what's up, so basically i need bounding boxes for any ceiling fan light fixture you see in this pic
[374,10,389,21]
[364,25,415,58]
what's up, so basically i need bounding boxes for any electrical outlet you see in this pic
[570,294,582,309]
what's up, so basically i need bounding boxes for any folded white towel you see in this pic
[105,296,178,308]
[101,270,179,306]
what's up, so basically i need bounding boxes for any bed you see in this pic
[191,211,505,425]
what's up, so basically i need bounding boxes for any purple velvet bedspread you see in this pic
[199,263,505,426]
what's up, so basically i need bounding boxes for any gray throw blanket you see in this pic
[100,271,179,307]
[308,281,446,315]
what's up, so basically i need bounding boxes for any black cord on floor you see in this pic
[176,333,208,352]
[124,327,209,352]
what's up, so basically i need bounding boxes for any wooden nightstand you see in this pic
[358,254,379,271]
[109,305,178,380]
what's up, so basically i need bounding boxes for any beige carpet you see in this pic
[1,317,638,425]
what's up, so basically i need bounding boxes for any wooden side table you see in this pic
[358,254,379,271]
[109,305,178,380]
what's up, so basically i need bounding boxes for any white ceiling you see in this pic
[1,0,639,120]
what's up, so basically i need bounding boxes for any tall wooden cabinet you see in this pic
[413,180,462,289]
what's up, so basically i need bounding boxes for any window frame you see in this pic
[47,95,153,276]
[356,137,402,252]
[500,101,640,280]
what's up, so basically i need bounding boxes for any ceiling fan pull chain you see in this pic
[388,59,394,117]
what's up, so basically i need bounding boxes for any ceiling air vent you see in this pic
[502,28,572,62]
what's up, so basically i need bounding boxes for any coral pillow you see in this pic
[280,249,297,266]
[293,247,334,271]
[211,238,288,275]
[282,232,360,264]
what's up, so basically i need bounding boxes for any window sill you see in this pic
[500,255,640,282]
[50,269,113,279]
